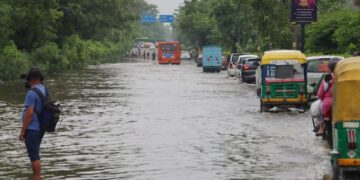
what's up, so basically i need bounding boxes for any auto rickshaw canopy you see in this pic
[333,57,360,122]
[261,50,307,64]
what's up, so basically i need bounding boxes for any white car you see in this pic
[227,53,242,77]
[307,56,344,99]
[181,51,191,60]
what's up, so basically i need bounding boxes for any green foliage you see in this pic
[306,10,360,54]
[30,42,62,72]
[0,0,153,81]
[11,0,63,51]
[0,41,27,81]
[174,0,293,53]
[174,0,351,53]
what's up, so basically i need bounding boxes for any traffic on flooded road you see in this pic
[0,59,335,179]
[1,0,360,179]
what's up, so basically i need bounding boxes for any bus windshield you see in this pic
[161,44,177,51]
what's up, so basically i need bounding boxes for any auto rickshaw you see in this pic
[257,50,307,112]
[331,57,360,179]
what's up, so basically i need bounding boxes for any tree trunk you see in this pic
[355,0,360,6]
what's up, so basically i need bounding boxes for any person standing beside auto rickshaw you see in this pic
[315,57,342,142]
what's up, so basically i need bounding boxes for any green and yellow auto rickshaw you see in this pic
[257,50,307,112]
[331,57,360,179]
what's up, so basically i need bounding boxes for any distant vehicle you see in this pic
[158,42,181,64]
[196,54,203,67]
[180,51,191,60]
[202,45,222,72]
[221,56,228,70]
[307,56,344,100]
[238,57,261,83]
[235,55,259,78]
[228,53,247,77]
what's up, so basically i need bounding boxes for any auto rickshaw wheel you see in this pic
[260,102,272,112]
[332,164,341,180]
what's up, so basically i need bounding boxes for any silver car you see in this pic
[307,56,344,99]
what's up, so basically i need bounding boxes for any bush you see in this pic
[306,10,360,54]
[0,34,132,81]
[0,41,27,81]
[61,35,90,69]
[30,42,64,72]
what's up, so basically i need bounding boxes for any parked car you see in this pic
[307,56,344,100]
[234,55,259,78]
[238,57,261,83]
[221,56,228,70]
[181,51,191,60]
[196,54,203,67]
[228,53,245,77]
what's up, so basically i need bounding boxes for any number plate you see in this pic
[344,122,360,128]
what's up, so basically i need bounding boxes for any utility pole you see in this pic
[300,23,305,52]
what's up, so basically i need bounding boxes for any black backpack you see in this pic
[32,87,61,132]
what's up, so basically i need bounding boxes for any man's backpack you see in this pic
[32,87,61,132]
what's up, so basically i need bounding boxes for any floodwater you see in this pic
[0,59,331,179]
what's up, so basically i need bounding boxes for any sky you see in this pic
[145,0,184,14]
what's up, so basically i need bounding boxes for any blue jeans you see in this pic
[25,130,45,162]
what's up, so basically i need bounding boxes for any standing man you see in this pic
[19,68,46,179]
[147,51,150,60]
[152,51,156,61]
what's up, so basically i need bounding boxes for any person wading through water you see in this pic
[152,51,156,61]
[19,68,46,179]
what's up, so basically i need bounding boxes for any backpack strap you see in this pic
[31,87,48,117]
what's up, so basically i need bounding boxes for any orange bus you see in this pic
[158,42,181,64]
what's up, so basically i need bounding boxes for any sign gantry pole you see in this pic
[291,0,317,53]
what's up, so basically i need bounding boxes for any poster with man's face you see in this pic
[291,0,317,23]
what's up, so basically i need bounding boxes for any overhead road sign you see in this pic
[141,15,156,23]
[159,15,174,23]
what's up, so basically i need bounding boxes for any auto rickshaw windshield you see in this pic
[264,60,305,80]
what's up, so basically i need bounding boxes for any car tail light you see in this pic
[347,129,357,150]
[243,64,249,70]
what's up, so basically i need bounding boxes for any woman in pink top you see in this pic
[315,57,342,137]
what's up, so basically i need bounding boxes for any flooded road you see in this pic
[0,59,331,179]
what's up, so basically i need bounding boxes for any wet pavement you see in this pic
[0,59,331,179]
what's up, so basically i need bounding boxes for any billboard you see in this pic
[291,0,317,23]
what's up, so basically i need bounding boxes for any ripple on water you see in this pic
[0,61,332,179]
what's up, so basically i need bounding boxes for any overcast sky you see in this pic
[145,0,184,14]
